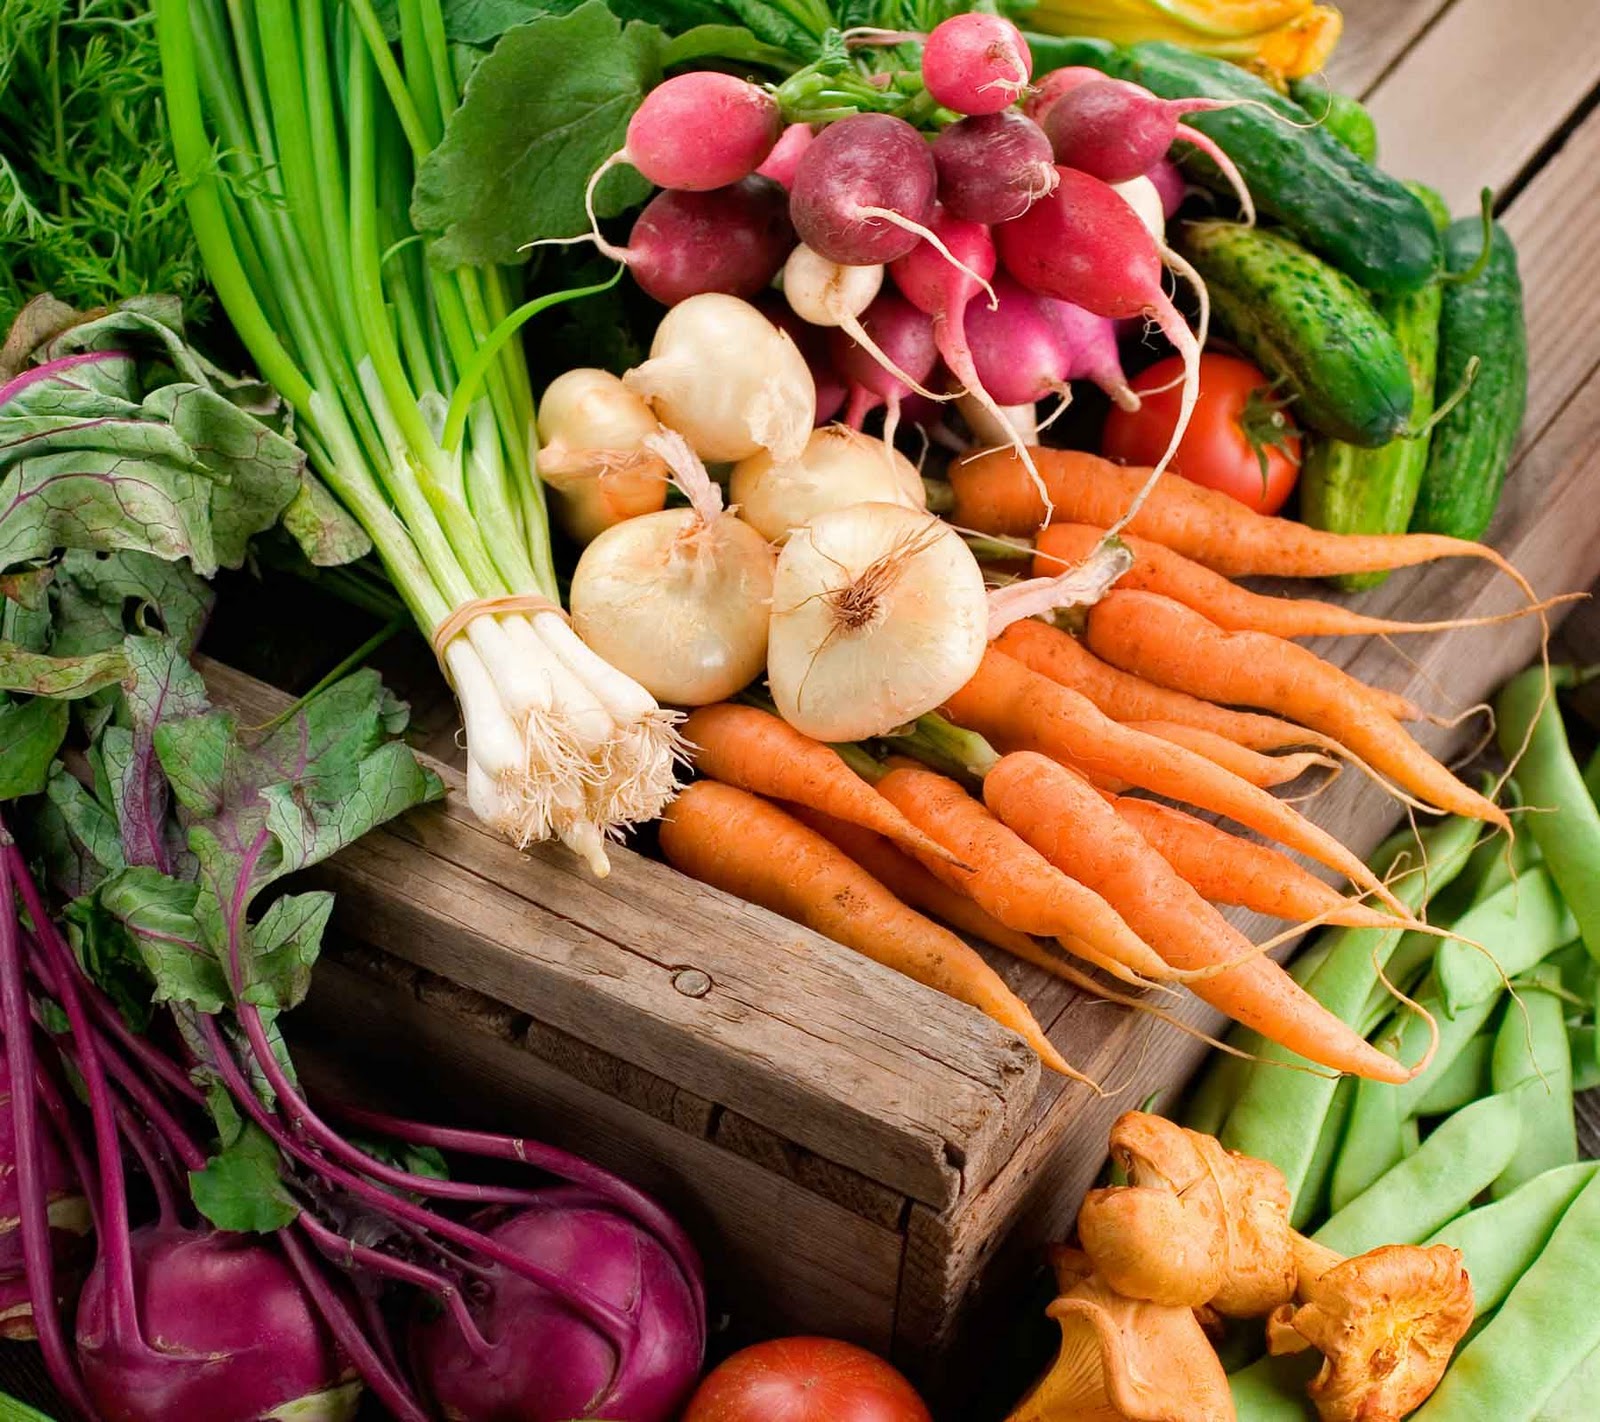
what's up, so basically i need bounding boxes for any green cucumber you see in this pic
[1178,220,1412,446]
[1103,43,1439,293]
[1022,32,1117,73]
[1410,217,1528,540]
[1288,80,1379,163]
[1300,183,1449,590]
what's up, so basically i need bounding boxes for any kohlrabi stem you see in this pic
[0,850,95,1420]
[297,1212,493,1356]
[112,1099,181,1227]
[279,1228,431,1422]
[33,1061,102,1238]
[200,1016,641,1350]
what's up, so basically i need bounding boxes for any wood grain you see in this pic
[1325,0,1453,97]
[1365,0,1600,210]
[297,957,908,1350]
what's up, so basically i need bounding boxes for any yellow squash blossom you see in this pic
[1025,1,1343,84]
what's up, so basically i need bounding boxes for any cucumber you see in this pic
[1022,32,1117,74]
[1300,184,1450,591]
[1410,218,1528,540]
[1287,81,1379,163]
[1104,43,1439,294]
[1178,220,1413,446]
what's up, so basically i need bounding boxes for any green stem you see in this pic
[253,613,409,731]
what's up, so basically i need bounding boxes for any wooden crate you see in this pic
[191,4,1600,1413]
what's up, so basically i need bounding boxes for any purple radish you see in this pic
[921,13,1033,116]
[608,177,793,305]
[619,73,781,192]
[1043,78,1257,221]
[1023,66,1104,126]
[789,114,940,266]
[1147,157,1186,218]
[961,276,1071,407]
[757,123,814,190]
[933,111,1057,224]
[1036,297,1142,411]
[758,296,848,425]
[996,165,1201,524]
[828,291,938,437]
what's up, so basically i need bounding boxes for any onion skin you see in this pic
[731,425,925,544]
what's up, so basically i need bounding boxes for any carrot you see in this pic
[872,762,1179,985]
[1121,720,1334,789]
[1034,523,1558,640]
[1084,591,1507,826]
[942,648,1412,914]
[951,447,1533,596]
[659,782,1082,1079]
[791,806,1249,1059]
[1111,797,1393,929]
[681,703,966,869]
[984,753,1413,1082]
[995,619,1339,755]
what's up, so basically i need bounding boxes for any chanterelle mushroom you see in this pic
[1008,1247,1236,1422]
[1267,1235,1473,1422]
[1078,1112,1295,1316]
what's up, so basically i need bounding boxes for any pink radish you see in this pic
[1023,66,1104,126]
[921,14,1033,116]
[1042,78,1256,222]
[618,73,781,191]
[757,123,815,190]
[789,114,942,266]
[933,111,1057,224]
[1147,158,1186,218]
[828,291,938,440]
[1036,297,1141,412]
[612,177,794,305]
[960,276,1071,407]
[996,165,1202,529]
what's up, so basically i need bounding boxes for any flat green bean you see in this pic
[1571,1026,1600,1093]
[1400,1114,1420,1154]
[1435,867,1576,1014]
[1585,742,1600,803]
[1545,939,1595,1001]
[1329,1069,1406,1213]
[1537,1338,1600,1420]
[1414,1172,1600,1421]
[1427,1161,1600,1317]
[1182,1029,1264,1136]
[1489,965,1575,1197]
[1220,818,1478,1206]
[1413,1032,1493,1116]
[1353,974,1503,1130]
[1497,666,1600,963]
[1229,1351,1318,1422]
[1292,1074,1354,1230]
[1313,1091,1522,1255]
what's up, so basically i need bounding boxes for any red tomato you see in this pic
[1101,352,1302,515]
[682,1337,933,1422]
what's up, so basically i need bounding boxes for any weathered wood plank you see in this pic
[199,660,1040,1211]
[1325,0,1453,97]
[296,958,907,1351]
[1365,0,1600,211]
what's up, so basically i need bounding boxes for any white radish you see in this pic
[623,294,814,465]
[535,368,668,545]
[957,392,1039,449]
[1112,176,1165,242]
[730,425,925,544]
[570,430,774,708]
[767,503,987,741]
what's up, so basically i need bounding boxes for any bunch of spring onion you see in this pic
[155,0,678,874]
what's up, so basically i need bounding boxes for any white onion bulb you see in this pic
[767,503,988,741]
[535,368,668,545]
[730,425,925,544]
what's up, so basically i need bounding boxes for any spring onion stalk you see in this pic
[155,0,680,873]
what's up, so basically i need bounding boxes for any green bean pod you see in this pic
[1572,1027,1600,1093]
[1496,666,1600,963]
[1229,1351,1319,1422]
[1489,965,1576,1197]
[1293,1075,1355,1230]
[1412,1033,1493,1116]
[1328,1073,1407,1213]
[1435,867,1577,1015]
[1539,1338,1600,1420]
[1313,1091,1522,1256]
[1429,1160,1600,1322]
[1414,1173,1600,1420]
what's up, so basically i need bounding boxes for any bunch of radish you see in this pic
[556,13,1241,499]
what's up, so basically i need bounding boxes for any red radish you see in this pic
[921,13,1033,116]
[1147,157,1186,218]
[789,114,940,266]
[828,291,938,440]
[611,177,793,305]
[933,111,1057,224]
[1023,65,1103,125]
[889,209,1048,499]
[619,73,781,192]
[996,165,1202,527]
[1043,78,1257,221]
[961,276,1071,407]
[1036,297,1141,412]
[757,123,814,189]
